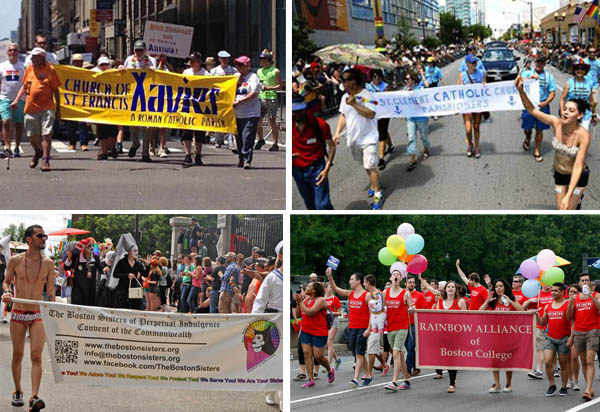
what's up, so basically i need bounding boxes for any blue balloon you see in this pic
[522,279,541,298]
[405,234,424,255]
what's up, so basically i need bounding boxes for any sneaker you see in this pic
[159,150,168,158]
[566,380,573,390]
[554,368,560,377]
[215,143,222,148]
[0,149,8,158]
[503,386,513,393]
[372,192,384,210]
[328,368,335,384]
[243,161,251,169]
[29,396,45,412]
[194,153,203,166]
[378,158,386,170]
[361,377,372,386]
[182,154,193,168]
[12,390,24,406]
[292,373,306,381]
[128,144,139,158]
[528,370,543,379]
[382,364,390,376]
[237,159,244,168]
[254,140,265,150]
[546,385,557,397]
[398,381,410,390]
[269,143,279,152]
[14,147,20,157]
[573,381,581,391]
[384,382,399,392]
[116,142,123,153]
[301,380,315,388]
[265,392,277,405]
[313,372,319,380]
[335,358,342,370]
[559,387,568,396]
[349,379,359,389]
[489,386,501,393]
[367,188,375,197]
[164,147,170,154]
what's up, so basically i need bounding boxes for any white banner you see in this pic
[372,80,540,118]
[32,300,282,391]
[143,20,194,59]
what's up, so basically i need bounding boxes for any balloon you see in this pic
[537,249,556,271]
[399,250,408,262]
[397,223,415,240]
[405,254,415,263]
[519,259,540,280]
[407,254,428,274]
[405,234,425,255]
[386,235,405,256]
[390,261,408,278]
[522,279,541,298]
[542,267,565,285]
[378,247,397,266]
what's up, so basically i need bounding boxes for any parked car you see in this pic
[481,47,520,82]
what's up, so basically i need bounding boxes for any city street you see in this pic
[292,51,600,210]
[290,354,600,412]
[0,133,285,209]
[0,321,278,412]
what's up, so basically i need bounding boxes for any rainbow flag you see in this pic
[586,0,598,20]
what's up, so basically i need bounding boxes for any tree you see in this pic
[440,12,465,45]
[2,223,25,242]
[292,15,317,61]
[422,36,441,50]
[468,24,492,41]
[394,15,418,49]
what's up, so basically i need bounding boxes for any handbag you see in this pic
[128,277,144,299]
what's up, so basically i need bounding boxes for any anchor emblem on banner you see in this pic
[508,96,516,106]
[394,106,403,115]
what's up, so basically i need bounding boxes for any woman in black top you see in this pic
[112,247,144,309]
[208,256,226,313]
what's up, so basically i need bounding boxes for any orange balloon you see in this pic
[399,250,407,262]
[405,254,415,263]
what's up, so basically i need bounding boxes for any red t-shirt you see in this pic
[348,290,370,329]
[513,290,526,305]
[488,298,515,312]
[545,300,571,340]
[385,288,409,331]
[424,291,436,309]
[408,290,426,325]
[325,296,341,313]
[468,284,489,310]
[573,294,600,332]
[292,113,331,168]
[436,299,460,310]
[532,289,554,329]
[300,297,328,337]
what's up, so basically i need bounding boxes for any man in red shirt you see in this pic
[423,278,438,309]
[567,273,600,401]
[524,284,553,380]
[456,259,489,310]
[535,283,571,397]
[512,276,526,305]
[404,276,425,376]
[292,94,336,210]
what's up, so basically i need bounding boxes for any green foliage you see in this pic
[292,14,318,61]
[467,24,492,41]
[422,36,441,50]
[394,15,418,49]
[2,223,25,242]
[291,215,600,288]
[440,12,465,45]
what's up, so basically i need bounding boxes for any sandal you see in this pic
[466,141,473,157]
[448,385,456,393]
[407,161,417,172]
[475,149,481,159]
[582,392,592,401]
[522,139,530,151]
[433,374,443,379]
[534,153,543,162]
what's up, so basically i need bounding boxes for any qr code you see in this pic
[55,340,79,364]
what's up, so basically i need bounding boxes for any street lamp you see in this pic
[417,17,429,41]
[554,12,566,46]
[513,0,533,40]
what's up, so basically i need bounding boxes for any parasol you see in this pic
[313,43,395,70]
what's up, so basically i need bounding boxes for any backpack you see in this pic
[326,309,334,330]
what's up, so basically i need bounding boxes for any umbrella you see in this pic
[313,43,395,70]
[48,228,91,236]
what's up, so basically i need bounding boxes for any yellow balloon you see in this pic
[387,235,405,256]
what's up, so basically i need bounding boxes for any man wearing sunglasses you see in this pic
[24,34,57,68]
[63,237,103,306]
[0,43,25,159]
[2,225,55,411]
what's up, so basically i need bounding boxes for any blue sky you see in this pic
[0,0,21,41]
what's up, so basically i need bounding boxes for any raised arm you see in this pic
[455,259,469,287]
[515,76,559,129]
[561,130,591,210]
[325,267,351,298]
[295,295,327,316]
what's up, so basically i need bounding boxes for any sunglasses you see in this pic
[342,77,352,82]
[36,41,47,45]
[35,234,48,239]
[512,280,522,283]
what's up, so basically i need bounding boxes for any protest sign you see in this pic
[371,79,540,118]
[415,310,535,371]
[32,299,282,391]
[143,21,194,59]
[55,65,237,133]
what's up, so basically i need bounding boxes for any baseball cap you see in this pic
[309,61,320,70]
[465,54,478,64]
[259,49,273,60]
[133,40,146,50]
[205,56,216,65]
[30,47,45,56]
[97,56,110,65]
[234,55,251,65]
[292,94,306,111]
[217,50,231,58]
[275,240,283,256]
[426,56,435,63]
[71,53,83,61]
[188,51,203,61]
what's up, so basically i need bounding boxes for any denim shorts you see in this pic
[299,330,327,348]
[347,327,367,356]
[544,335,570,355]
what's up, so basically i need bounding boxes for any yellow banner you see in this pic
[55,65,237,133]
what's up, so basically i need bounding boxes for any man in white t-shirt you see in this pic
[0,43,24,159]
[24,34,57,68]
[119,40,156,162]
[333,68,383,209]
[210,50,238,149]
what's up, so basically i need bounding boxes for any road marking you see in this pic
[563,396,600,412]
[52,141,75,153]
[290,372,436,403]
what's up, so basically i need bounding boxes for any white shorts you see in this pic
[350,143,378,170]
[366,332,382,355]
[25,110,55,137]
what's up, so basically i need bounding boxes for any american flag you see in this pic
[572,5,586,24]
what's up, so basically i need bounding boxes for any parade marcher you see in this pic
[458,54,485,158]
[333,68,383,210]
[111,244,143,309]
[460,45,486,74]
[560,58,596,131]
[292,94,335,210]
[511,275,527,305]
[534,282,571,397]
[404,71,430,171]
[516,76,591,210]
[366,68,393,170]
[404,275,425,376]
[12,47,60,172]
[233,55,261,169]
[24,33,58,67]
[566,284,582,391]
[584,47,600,105]
[2,225,55,411]
[255,49,281,152]
[66,54,91,151]
[363,274,389,385]
[524,283,553,380]
[456,259,488,310]
[422,56,443,120]
[480,279,523,393]
[119,40,156,162]
[63,238,102,306]
[92,57,118,160]
[0,43,24,160]
[181,52,208,167]
[567,273,600,401]
[520,56,557,162]
[383,269,413,392]
[324,282,342,369]
[326,266,372,388]
[210,50,238,149]
[205,56,217,72]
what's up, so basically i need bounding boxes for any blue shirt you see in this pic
[366,80,388,93]
[521,69,557,103]
[460,69,484,85]
[584,57,600,87]
[460,58,486,74]
[520,67,534,77]
[567,77,593,120]
[219,262,239,295]
[424,66,443,84]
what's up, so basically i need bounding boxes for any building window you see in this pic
[351,0,373,21]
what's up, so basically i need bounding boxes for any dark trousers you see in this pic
[236,117,259,164]
[71,276,95,306]
[436,369,458,385]
[292,159,334,210]
[66,121,90,146]
[405,324,416,373]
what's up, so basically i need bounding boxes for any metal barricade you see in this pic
[230,215,283,257]
[321,82,342,117]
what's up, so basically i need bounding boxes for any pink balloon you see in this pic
[537,249,556,271]
[519,259,540,280]
[397,223,415,240]
[407,254,428,274]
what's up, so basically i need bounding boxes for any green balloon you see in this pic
[542,267,565,286]
[378,247,397,266]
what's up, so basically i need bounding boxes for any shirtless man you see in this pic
[2,224,55,411]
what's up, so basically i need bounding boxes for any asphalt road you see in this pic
[290,354,600,412]
[0,320,279,412]
[0,128,285,210]
[292,51,600,210]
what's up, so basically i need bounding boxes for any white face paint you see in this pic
[130,248,139,258]
[252,334,265,353]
